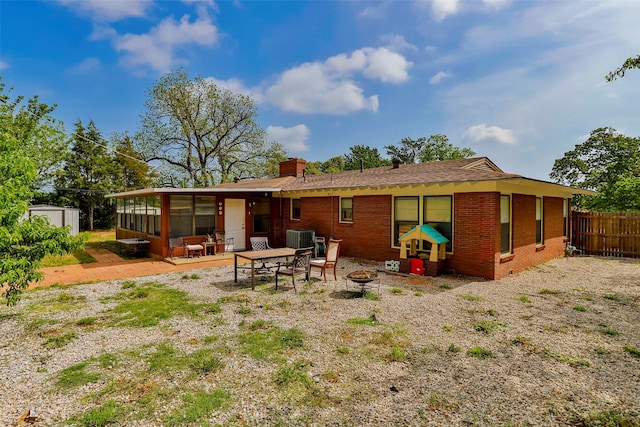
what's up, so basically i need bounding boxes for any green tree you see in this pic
[385,135,476,164]
[550,127,640,211]
[1,89,83,305]
[343,145,391,170]
[303,161,324,175]
[321,156,345,173]
[137,68,285,187]
[56,120,118,230]
[0,77,67,189]
[111,134,157,191]
[606,54,640,81]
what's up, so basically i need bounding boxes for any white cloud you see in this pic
[265,62,379,115]
[265,47,410,114]
[358,2,391,19]
[431,0,460,21]
[429,71,453,85]
[205,77,263,102]
[482,0,511,10]
[362,47,411,83]
[113,14,219,72]
[266,125,310,152]
[57,0,151,21]
[380,34,418,52]
[463,124,517,145]
[69,57,100,73]
[0,60,8,70]
[413,0,510,21]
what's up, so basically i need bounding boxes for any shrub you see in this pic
[466,346,493,358]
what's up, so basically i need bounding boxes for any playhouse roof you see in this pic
[399,224,449,245]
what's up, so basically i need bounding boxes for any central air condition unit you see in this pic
[286,229,315,249]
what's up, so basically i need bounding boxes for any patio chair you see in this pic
[168,237,203,259]
[275,248,312,292]
[309,239,342,282]
[250,236,274,273]
[168,237,183,259]
[314,236,326,258]
[214,231,227,254]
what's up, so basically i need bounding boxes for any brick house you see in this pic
[108,157,591,279]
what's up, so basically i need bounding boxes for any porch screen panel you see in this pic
[253,199,270,233]
[116,199,124,228]
[500,195,511,254]
[125,198,134,230]
[195,196,216,235]
[394,196,419,246]
[170,195,193,236]
[424,196,452,252]
[147,195,161,236]
[134,196,146,233]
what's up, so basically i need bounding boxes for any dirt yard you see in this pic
[1,256,638,426]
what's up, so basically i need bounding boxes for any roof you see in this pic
[28,204,80,211]
[215,157,519,191]
[107,157,594,198]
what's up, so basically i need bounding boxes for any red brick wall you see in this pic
[279,158,306,177]
[494,194,567,279]
[276,192,568,280]
[278,195,396,261]
[448,192,500,279]
[336,195,395,261]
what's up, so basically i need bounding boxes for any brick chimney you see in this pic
[279,157,307,177]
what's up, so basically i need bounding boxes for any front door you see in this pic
[224,199,246,251]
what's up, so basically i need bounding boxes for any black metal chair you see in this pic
[275,248,312,292]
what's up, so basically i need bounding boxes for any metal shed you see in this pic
[26,204,80,236]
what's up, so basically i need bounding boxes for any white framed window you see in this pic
[500,195,511,254]
[424,195,452,252]
[393,196,419,246]
[291,198,301,220]
[563,198,569,237]
[340,197,353,222]
[536,197,543,245]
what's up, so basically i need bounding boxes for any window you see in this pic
[195,196,216,235]
[340,197,353,222]
[147,195,161,237]
[536,197,543,245]
[394,196,419,246]
[170,195,193,236]
[424,196,452,252]
[291,198,301,220]
[500,195,511,254]
[563,198,569,237]
[253,199,270,233]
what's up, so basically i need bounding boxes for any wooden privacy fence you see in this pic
[571,211,640,258]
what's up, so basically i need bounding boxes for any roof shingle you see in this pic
[213,157,521,191]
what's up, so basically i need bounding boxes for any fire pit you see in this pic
[345,270,380,295]
[346,270,377,283]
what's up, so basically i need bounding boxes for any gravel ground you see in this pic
[1,256,639,427]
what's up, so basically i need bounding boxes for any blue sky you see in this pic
[1,0,639,181]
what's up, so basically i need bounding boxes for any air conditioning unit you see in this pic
[286,229,315,249]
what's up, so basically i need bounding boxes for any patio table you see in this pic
[234,247,296,290]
